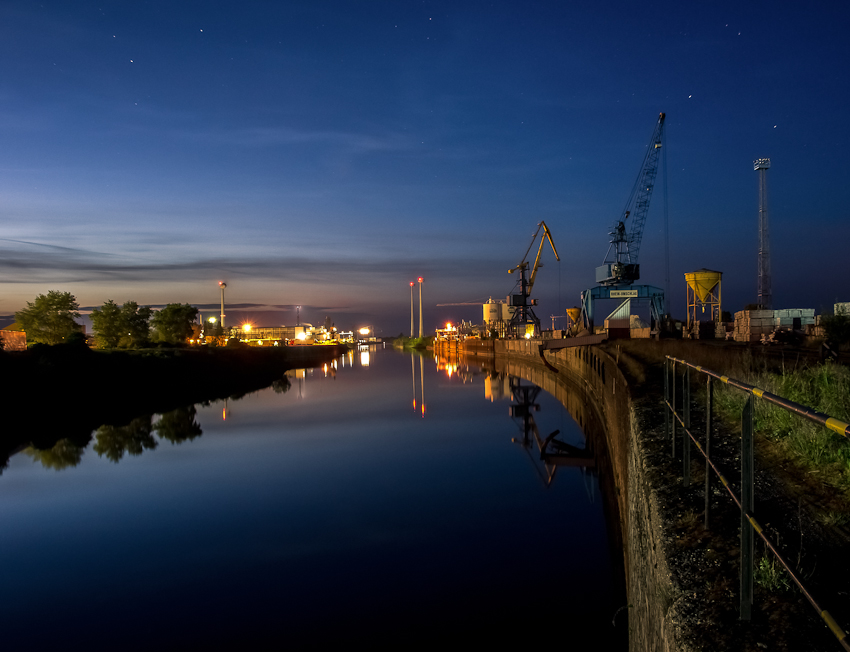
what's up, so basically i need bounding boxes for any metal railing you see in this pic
[664,355,850,650]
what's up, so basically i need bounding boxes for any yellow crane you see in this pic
[507,221,560,337]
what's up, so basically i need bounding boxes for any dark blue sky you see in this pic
[1,1,848,334]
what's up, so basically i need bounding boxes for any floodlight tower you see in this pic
[409,282,415,337]
[218,282,227,328]
[417,277,424,338]
[754,158,772,309]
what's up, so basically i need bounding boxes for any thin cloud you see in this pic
[180,126,413,153]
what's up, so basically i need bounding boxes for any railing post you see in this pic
[683,365,691,486]
[740,396,754,621]
[664,358,670,441]
[671,360,677,458]
[705,375,713,529]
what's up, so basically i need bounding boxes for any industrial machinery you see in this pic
[596,113,665,286]
[507,221,560,337]
[582,113,667,332]
[685,269,722,336]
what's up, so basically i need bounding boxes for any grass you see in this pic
[754,555,791,592]
[712,362,850,496]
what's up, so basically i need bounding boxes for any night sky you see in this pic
[1,1,848,335]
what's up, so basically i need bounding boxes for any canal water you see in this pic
[0,346,625,650]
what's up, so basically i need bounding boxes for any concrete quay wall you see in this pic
[493,339,684,652]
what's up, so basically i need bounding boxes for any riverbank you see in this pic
[465,338,850,651]
[0,343,348,462]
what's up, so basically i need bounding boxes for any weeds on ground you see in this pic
[713,362,850,496]
[754,555,791,592]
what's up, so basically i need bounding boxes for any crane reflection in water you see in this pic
[432,350,598,495]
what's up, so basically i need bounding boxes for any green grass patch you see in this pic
[713,362,850,495]
[754,555,791,592]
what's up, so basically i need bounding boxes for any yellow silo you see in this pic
[684,269,722,333]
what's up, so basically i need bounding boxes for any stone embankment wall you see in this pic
[494,339,682,652]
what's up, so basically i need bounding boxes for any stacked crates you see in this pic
[734,309,774,342]
[774,309,815,330]
[734,308,815,342]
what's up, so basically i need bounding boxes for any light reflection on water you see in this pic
[0,345,625,649]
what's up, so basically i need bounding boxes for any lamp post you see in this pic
[218,282,226,329]
[418,277,424,339]
[409,281,415,338]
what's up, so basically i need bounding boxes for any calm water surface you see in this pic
[0,346,625,649]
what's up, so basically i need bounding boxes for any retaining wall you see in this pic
[494,339,682,652]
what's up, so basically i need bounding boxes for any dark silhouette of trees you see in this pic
[24,439,85,470]
[151,303,198,344]
[93,416,157,462]
[91,300,153,348]
[822,312,850,351]
[154,406,203,444]
[15,291,80,345]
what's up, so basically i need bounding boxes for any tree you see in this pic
[24,439,85,470]
[821,312,850,351]
[90,300,123,348]
[15,291,81,345]
[91,299,153,349]
[154,406,203,444]
[93,416,157,462]
[122,301,153,347]
[91,300,153,348]
[151,303,199,344]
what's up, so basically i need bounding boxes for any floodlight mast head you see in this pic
[754,158,771,170]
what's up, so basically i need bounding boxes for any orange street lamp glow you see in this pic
[242,323,252,333]
[358,327,370,336]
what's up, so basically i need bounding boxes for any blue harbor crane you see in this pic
[582,113,667,332]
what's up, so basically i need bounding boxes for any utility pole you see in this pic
[218,282,227,328]
[409,281,415,337]
[418,277,424,338]
[754,158,772,309]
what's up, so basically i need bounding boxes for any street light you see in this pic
[418,277,424,338]
[218,282,226,329]
[409,281,414,338]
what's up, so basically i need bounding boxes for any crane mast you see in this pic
[597,112,665,286]
[507,221,560,337]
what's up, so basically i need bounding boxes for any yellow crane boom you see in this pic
[508,221,560,295]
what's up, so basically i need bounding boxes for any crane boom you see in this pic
[508,221,560,294]
[597,112,665,286]
[507,221,560,337]
[528,222,560,294]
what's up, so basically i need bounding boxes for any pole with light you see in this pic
[418,277,424,339]
[218,282,227,329]
[409,281,415,338]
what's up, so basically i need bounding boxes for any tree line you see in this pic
[14,290,200,348]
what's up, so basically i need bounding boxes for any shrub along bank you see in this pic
[0,342,346,459]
